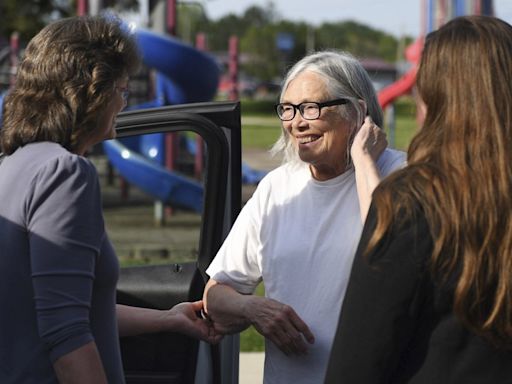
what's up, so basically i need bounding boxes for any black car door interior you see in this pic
[112,101,241,384]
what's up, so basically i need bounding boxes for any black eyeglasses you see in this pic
[274,98,349,121]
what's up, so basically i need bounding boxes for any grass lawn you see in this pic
[386,115,419,151]
[241,116,282,150]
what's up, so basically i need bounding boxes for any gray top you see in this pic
[0,142,123,383]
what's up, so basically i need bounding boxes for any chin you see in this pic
[297,149,318,164]
[106,126,117,140]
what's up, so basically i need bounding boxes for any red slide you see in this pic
[377,37,424,109]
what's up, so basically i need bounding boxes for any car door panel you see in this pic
[107,101,241,384]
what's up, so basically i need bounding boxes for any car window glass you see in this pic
[91,131,205,267]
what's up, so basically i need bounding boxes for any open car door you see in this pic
[103,101,241,383]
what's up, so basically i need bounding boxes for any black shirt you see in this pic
[325,202,512,383]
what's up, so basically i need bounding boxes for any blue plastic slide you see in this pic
[0,27,268,211]
[0,92,4,123]
[103,140,203,212]
[135,29,219,104]
[102,28,221,212]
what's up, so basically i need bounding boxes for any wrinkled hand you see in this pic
[351,116,387,163]
[168,301,222,344]
[244,296,315,356]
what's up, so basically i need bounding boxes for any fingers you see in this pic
[272,327,309,356]
[192,313,224,344]
[204,321,223,344]
[168,301,225,344]
[352,116,387,162]
[251,299,315,356]
[363,116,385,142]
[189,300,204,312]
[289,311,315,345]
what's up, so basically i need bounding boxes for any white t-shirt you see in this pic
[207,148,405,384]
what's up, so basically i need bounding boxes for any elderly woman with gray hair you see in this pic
[203,50,405,383]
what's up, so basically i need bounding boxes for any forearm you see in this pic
[117,304,170,337]
[353,153,381,222]
[350,116,387,221]
[53,341,107,384]
[204,280,253,334]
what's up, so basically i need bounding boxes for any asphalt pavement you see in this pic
[240,352,265,383]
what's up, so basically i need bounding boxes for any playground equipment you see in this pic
[1,0,498,209]
[103,24,268,216]
[102,27,220,213]
[377,0,494,124]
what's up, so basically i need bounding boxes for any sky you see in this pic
[201,0,512,38]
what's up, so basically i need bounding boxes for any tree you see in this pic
[315,21,400,62]
[0,1,413,86]
[199,4,410,83]
[176,2,208,44]
[242,3,279,27]
[241,20,309,81]
[0,0,75,43]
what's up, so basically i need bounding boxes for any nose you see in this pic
[289,109,309,132]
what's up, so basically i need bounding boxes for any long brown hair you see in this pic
[1,15,140,154]
[369,16,512,347]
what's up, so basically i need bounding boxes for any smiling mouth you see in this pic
[297,135,321,144]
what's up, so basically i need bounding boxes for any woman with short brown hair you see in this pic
[0,15,219,383]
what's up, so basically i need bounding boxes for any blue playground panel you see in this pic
[103,139,203,212]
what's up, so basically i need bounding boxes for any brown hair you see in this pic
[1,15,140,154]
[369,15,512,347]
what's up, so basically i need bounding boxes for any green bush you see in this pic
[393,96,417,116]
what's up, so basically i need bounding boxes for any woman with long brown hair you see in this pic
[325,15,512,383]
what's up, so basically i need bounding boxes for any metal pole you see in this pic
[9,32,19,88]
[228,36,239,101]
[166,0,177,35]
[77,0,88,16]
[162,0,178,222]
[89,0,102,16]
[194,33,206,180]
[385,105,396,149]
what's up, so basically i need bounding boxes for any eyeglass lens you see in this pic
[276,102,321,121]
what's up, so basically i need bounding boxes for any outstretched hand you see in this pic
[351,116,387,164]
[168,301,222,344]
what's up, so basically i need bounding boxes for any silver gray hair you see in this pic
[270,50,383,166]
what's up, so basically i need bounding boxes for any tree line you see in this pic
[177,3,413,82]
[0,1,413,83]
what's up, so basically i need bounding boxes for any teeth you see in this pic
[297,136,319,144]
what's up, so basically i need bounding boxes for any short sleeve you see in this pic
[26,154,104,362]
[206,184,265,294]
